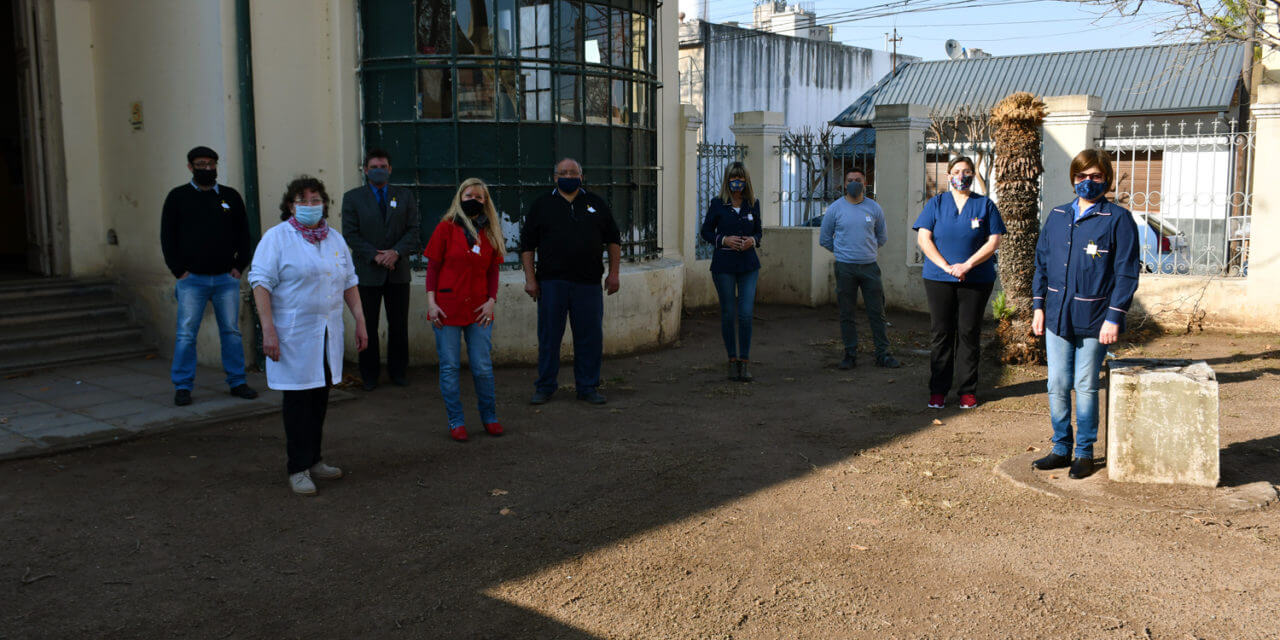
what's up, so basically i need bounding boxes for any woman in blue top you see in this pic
[1031,149,1140,480]
[700,161,763,382]
[912,156,1006,410]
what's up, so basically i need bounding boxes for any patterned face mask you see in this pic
[950,174,974,191]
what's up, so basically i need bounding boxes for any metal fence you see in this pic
[915,134,1000,266]
[1096,118,1254,277]
[776,129,875,227]
[695,141,748,259]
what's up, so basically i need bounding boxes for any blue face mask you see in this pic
[846,181,864,199]
[728,179,745,193]
[557,177,582,193]
[1074,179,1108,201]
[295,204,324,227]
[366,167,390,185]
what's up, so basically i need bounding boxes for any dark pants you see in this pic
[358,282,410,383]
[923,279,994,396]
[835,261,890,359]
[535,279,603,395]
[282,333,333,474]
[712,269,759,360]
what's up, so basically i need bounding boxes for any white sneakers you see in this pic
[289,470,317,495]
[288,462,343,495]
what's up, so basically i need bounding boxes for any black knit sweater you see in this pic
[159,183,252,278]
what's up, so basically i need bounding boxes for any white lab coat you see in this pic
[248,221,359,390]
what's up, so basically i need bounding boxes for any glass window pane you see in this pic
[584,4,608,65]
[629,14,647,72]
[457,0,494,55]
[610,8,630,67]
[418,68,454,119]
[557,0,581,62]
[555,73,581,123]
[497,67,520,120]
[416,0,450,55]
[496,0,517,56]
[585,76,608,125]
[457,68,496,120]
[611,79,629,126]
[519,0,552,58]
[647,17,655,71]
[522,64,553,121]
[632,82,649,128]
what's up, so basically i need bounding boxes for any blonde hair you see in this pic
[443,178,505,252]
[718,161,756,206]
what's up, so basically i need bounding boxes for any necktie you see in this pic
[378,188,388,217]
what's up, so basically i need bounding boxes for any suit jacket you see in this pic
[340,184,420,285]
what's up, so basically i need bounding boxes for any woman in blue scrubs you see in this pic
[913,156,1005,410]
[1030,149,1140,480]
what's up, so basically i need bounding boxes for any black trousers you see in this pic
[923,279,994,396]
[358,282,410,383]
[282,333,333,474]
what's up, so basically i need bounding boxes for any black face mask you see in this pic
[460,198,486,219]
[192,168,217,187]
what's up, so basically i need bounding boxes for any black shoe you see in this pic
[838,355,857,370]
[390,376,409,387]
[529,390,553,405]
[1069,457,1095,479]
[737,361,753,382]
[875,355,901,369]
[1031,452,1070,470]
[362,379,378,392]
[174,389,192,406]
[727,361,740,381]
[577,390,607,405]
[229,384,258,400]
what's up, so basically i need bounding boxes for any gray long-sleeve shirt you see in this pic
[819,197,887,264]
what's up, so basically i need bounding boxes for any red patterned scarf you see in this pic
[288,216,330,244]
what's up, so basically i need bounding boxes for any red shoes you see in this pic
[959,394,978,409]
[928,393,945,409]
[483,422,504,436]
[449,425,469,442]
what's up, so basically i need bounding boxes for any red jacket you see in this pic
[423,220,503,326]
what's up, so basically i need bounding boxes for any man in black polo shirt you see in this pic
[521,158,622,405]
[159,146,257,406]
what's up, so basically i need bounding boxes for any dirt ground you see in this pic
[2,305,1278,639]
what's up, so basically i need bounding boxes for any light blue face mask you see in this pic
[295,204,324,227]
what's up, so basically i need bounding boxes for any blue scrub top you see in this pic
[912,191,1007,283]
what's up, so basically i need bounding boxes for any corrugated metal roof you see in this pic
[831,42,1247,127]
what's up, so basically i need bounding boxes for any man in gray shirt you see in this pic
[819,168,900,370]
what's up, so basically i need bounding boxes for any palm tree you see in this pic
[990,92,1047,364]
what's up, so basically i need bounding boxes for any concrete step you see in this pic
[0,342,157,377]
[0,325,145,356]
[0,313,136,343]
[0,292,126,323]
[0,276,117,303]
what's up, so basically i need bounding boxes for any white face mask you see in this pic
[294,204,324,226]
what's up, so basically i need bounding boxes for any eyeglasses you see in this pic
[294,198,325,206]
[192,161,217,169]
[1074,172,1106,183]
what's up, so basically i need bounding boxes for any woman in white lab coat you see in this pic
[249,176,369,496]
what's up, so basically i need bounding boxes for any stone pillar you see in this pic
[1107,359,1220,487]
[872,103,929,311]
[678,104,704,261]
[730,111,786,226]
[1247,85,1280,308]
[1041,95,1106,209]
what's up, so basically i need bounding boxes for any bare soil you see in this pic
[2,305,1278,639]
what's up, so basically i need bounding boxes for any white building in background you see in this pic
[678,9,911,144]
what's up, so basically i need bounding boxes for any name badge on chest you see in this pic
[586,205,597,214]
[971,218,980,229]
[390,198,398,208]
[1085,241,1099,256]
[864,215,872,223]
[746,214,753,221]
[220,200,230,210]
[471,244,481,255]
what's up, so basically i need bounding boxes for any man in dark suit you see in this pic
[341,149,420,390]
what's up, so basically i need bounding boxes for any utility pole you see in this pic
[885,27,902,76]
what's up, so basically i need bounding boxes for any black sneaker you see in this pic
[174,389,192,406]
[229,384,258,399]
[1031,452,1070,470]
[838,355,857,370]
[529,390,553,405]
[875,355,901,369]
[577,390,607,405]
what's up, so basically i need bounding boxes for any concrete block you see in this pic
[1107,359,1219,487]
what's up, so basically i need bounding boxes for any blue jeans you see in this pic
[1045,330,1108,459]
[712,269,759,360]
[535,279,603,395]
[433,323,497,429]
[171,273,246,390]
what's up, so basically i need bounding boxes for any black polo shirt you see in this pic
[520,188,622,284]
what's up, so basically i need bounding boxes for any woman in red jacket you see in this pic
[424,178,506,442]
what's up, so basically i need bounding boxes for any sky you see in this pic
[679,0,1191,61]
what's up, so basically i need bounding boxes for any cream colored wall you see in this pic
[52,0,107,276]
[755,227,836,307]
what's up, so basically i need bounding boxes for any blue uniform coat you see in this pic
[700,197,763,273]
